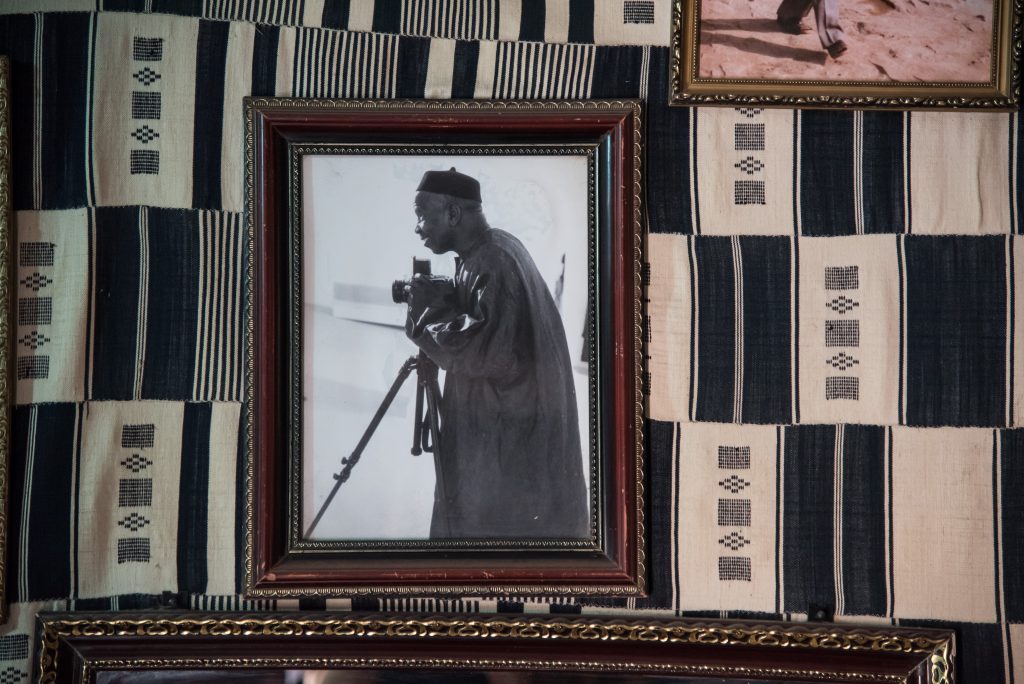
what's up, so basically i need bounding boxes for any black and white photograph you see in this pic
[300,154,593,543]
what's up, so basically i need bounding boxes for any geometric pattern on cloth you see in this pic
[16,357,49,380]
[118,478,153,507]
[827,352,859,371]
[734,124,765,151]
[623,0,656,24]
[130,150,160,174]
[718,446,751,469]
[132,37,163,60]
[133,67,160,86]
[0,667,26,684]
[19,273,52,291]
[131,91,161,120]
[0,635,29,661]
[117,512,151,532]
[719,474,750,493]
[18,242,55,267]
[116,537,151,563]
[718,556,752,581]
[734,180,766,205]
[717,498,751,526]
[825,320,860,347]
[121,424,155,449]
[719,531,751,550]
[734,156,765,175]
[17,297,52,325]
[826,295,859,313]
[120,454,153,473]
[130,125,159,144]
[825,266,859,290]
[825,376,860,400]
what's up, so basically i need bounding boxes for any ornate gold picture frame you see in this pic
[37,612,956,683]
[0,54,12,625]
[670,0,1021,108]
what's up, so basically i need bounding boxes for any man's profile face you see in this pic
[414,191,457,255]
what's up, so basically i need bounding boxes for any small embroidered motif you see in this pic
[122,424,155,449]
[117,512,151,532]
[19,242,55,267]
[118,478,153,507]
[20,273,53,291]
[18,331,50,350]
[131,125,159,144]
[719,531,751,551]
[719,474,751,494]
[736,107,764,118]
[132,37,164,61]
[734,123,765,151]
[825,266,859,290]
[131,91,161,120]
[718,498,751,526]
[622,0,655,23]
[734,156,765,175]
[117,537,151,563]
[827,352,859,371]
[826,376,860,400]
[718,556,752,581]
[0,634,30,661]
[18,297,52,325]
[133,66,161,85]
[16,357,49,380]
[734,180,766,205]
[825,320,860,347]
[121,454,154,473]
[718,446,751,469]
[827,295,859,314]
[130,150,160,174]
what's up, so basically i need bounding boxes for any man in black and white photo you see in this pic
[402,167,590,540]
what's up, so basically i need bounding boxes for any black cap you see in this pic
[416,167,481,202]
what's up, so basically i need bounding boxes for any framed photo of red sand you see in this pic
[670,0,1021,108]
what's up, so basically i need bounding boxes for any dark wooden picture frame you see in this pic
[36,612,956,683]
[243,100,645,597]
[670,0,1021,109]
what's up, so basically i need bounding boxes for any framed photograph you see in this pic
[669,0,1021,108]
[36,612,956,683]
[243,99,645,597]
[0,54,11,625]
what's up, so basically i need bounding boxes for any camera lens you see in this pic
[391,280,408,304]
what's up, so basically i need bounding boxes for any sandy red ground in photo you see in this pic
[698,0,993,82]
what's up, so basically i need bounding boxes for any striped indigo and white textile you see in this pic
[0,5,1020,684]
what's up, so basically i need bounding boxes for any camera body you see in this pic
[392,257,433,304]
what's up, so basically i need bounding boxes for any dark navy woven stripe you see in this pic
[839,425,887,615]
[178,402,211,593]
[861,112,905,234]
[637,420,675,609]
[567,0,594,43]
[91,207,142,400]
[141,209,200,399]
[646,48,692,235]
[251,24,280,96]
[372,0,401,34]
[799,110,855,236]
[904,236,1006,427]
[519,0,545,41]
[782,425,836,614]
[0,15,37,210]
[25,404,77,600]
[591,45,643,98]
[321,0,351,30]
[41,13,93,210]
[192,19,230,210]
[452,40,479,98]
[693,237,735,423]
[739,236,791,424]
[1001,429,1024,621]
[396,35,430,97]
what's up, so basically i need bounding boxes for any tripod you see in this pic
[304,350,445,538]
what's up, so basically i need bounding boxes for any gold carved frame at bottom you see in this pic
[36,613,956,684]
[670,0,1022,109]
[0,54,12,625]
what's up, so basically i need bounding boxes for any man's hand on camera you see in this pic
[406,274,456,310]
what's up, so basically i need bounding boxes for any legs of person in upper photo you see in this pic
[776,0,848,59]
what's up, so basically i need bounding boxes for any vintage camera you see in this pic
[392,257,433,304]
